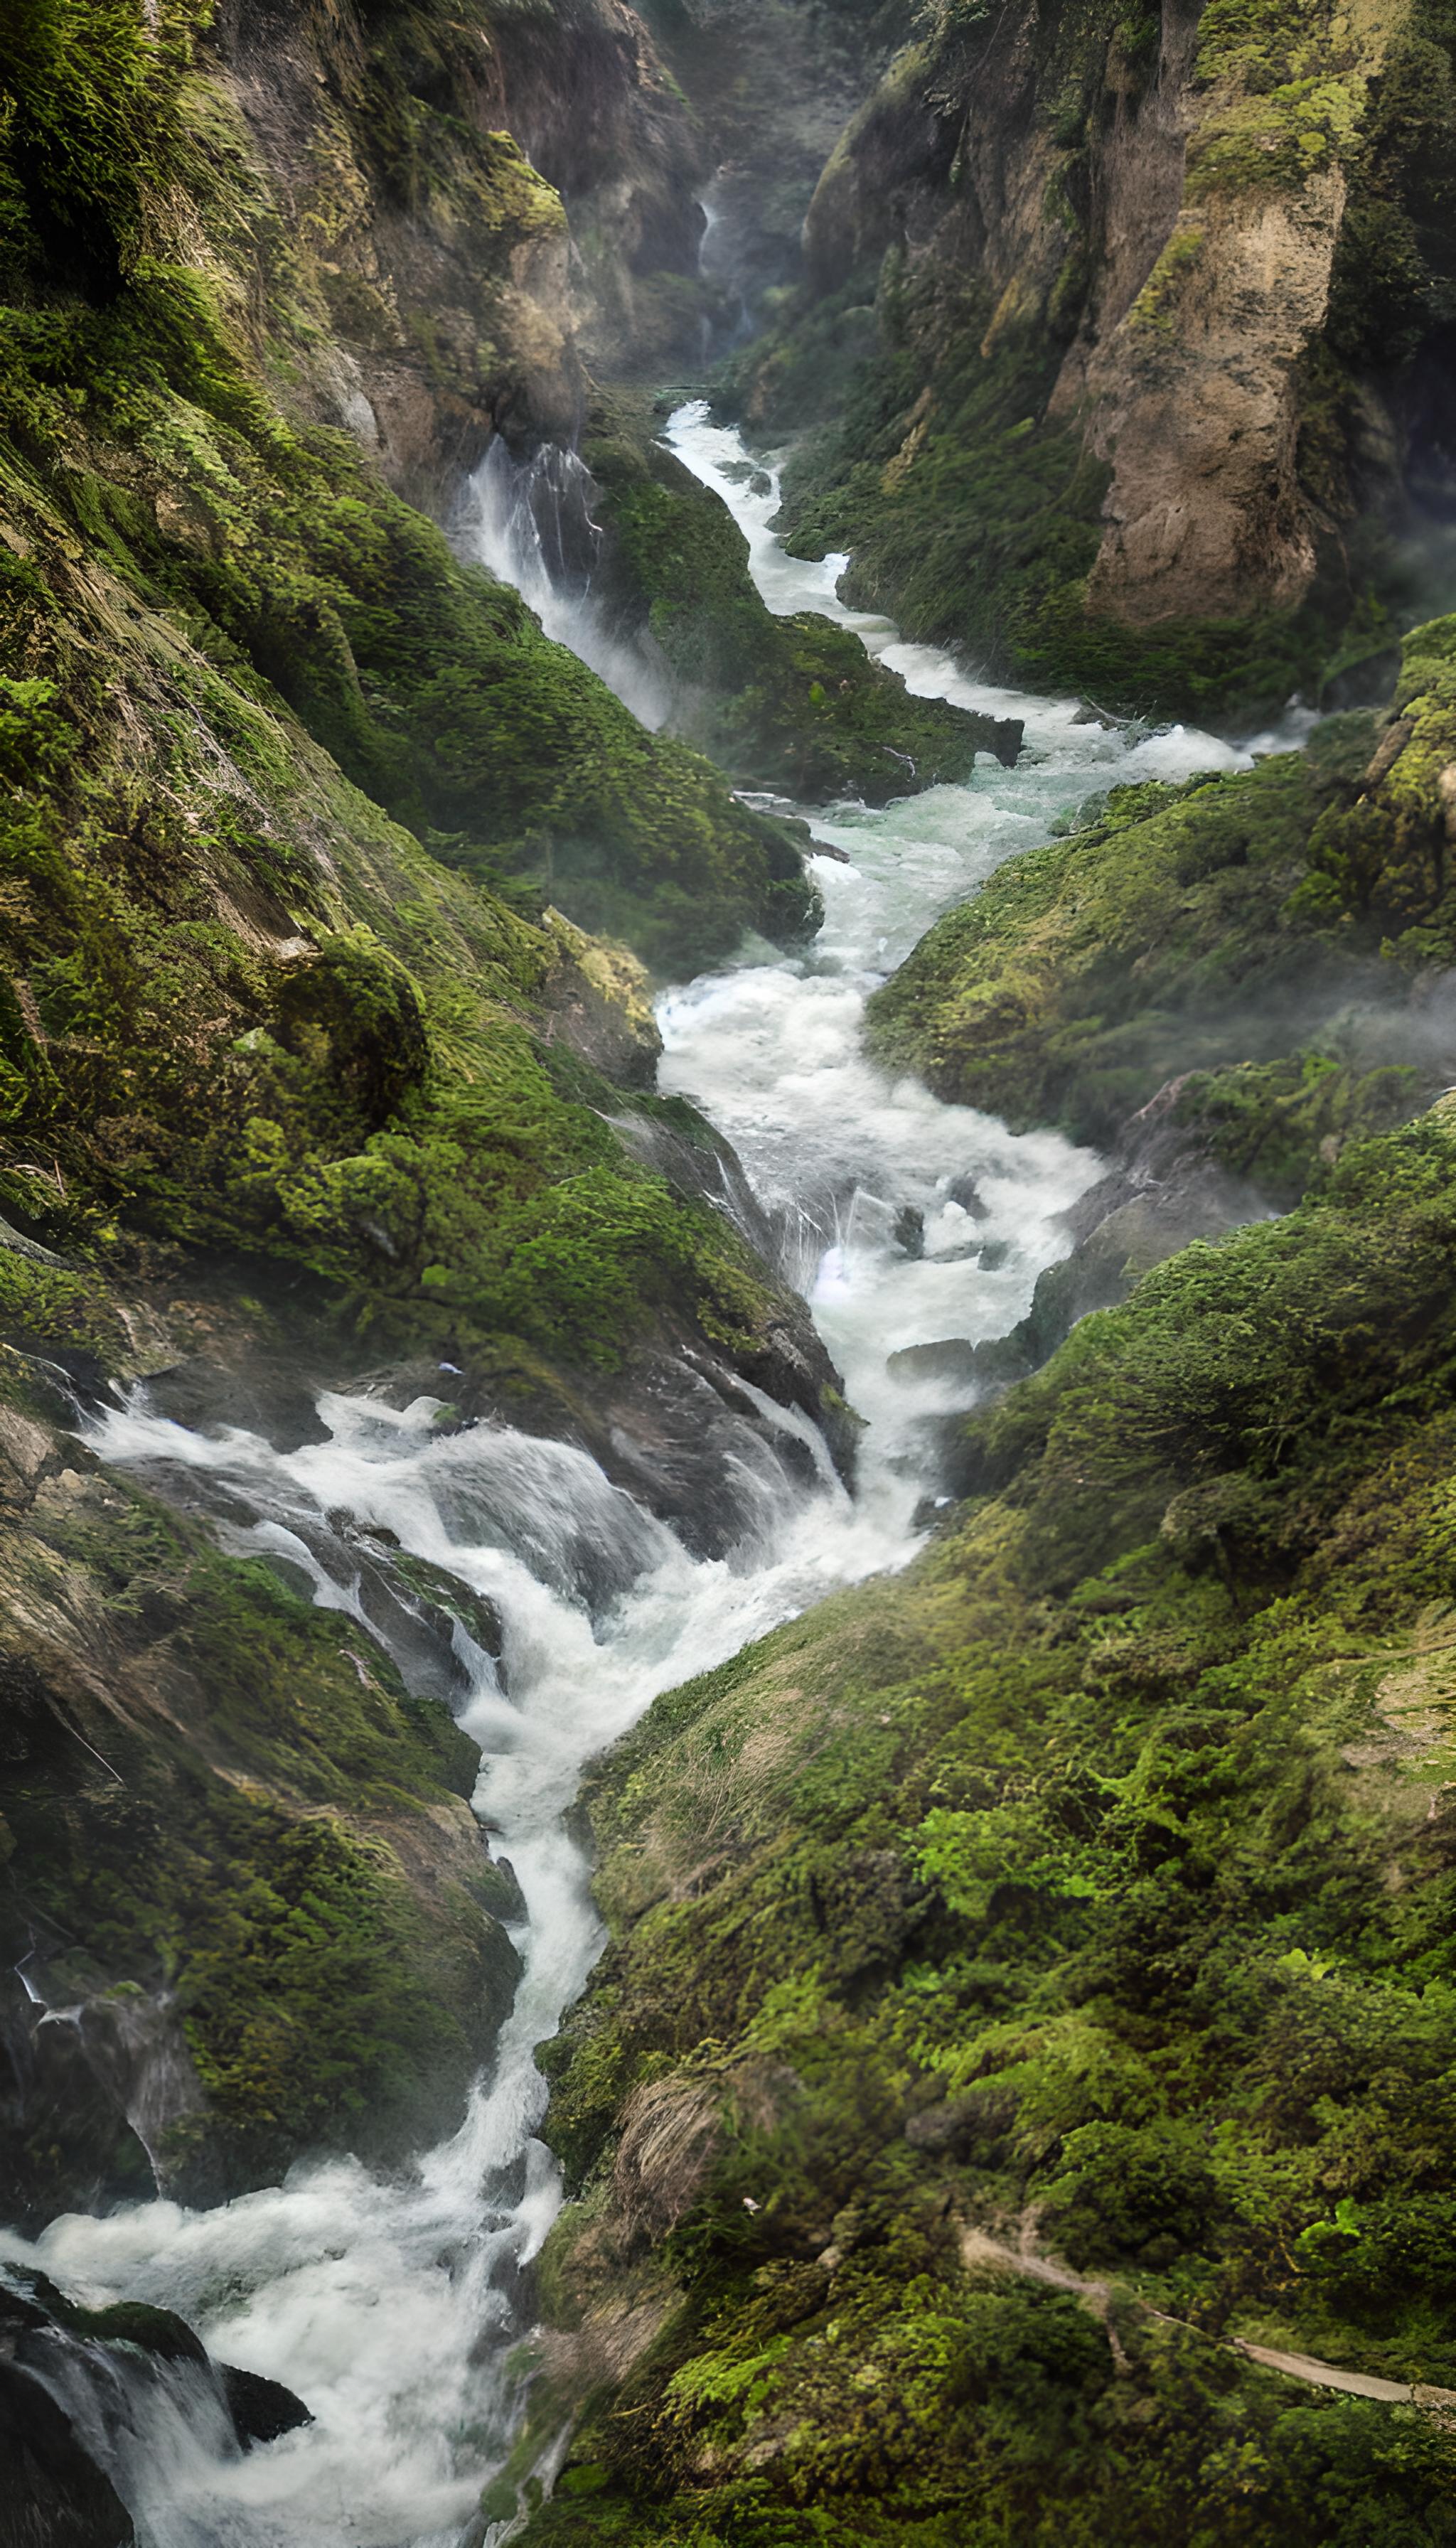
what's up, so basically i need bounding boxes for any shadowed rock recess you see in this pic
[7,2,1456,2544]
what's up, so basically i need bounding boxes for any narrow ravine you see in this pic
[1,413,1288,2548]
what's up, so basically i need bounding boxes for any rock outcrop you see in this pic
[0,2266,309,2546]
[208,0,717,504]
[724,0,1456,717]
[583,390,1024,797]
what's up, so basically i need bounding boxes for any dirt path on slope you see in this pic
[957,2223,1456,2412]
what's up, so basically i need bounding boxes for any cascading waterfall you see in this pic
[455,439,672,730]
[1,402,1295,2548]
[693,176,754,358]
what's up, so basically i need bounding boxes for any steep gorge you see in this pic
[6,3,1456,2544]
[0,0,845,2252]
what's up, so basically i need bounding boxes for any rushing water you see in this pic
[1,407,1288,2547]
[456,439,673,732]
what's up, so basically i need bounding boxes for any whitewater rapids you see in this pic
[1,407,1288,2547]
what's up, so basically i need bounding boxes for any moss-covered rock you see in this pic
[583,392,1022,801]
[0,0,844,2234]
[718,0,1456,722]
[865,623,1456,1150]
[0,2262,307,2537]
[0,1354,520,2208]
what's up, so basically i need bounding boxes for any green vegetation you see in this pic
[0,0,825,1376]
[0,96,812,974]
[0,0,835,2227]
[0,1359,515,2199]
[515,1098,1456,2544]
[501,616,1456,2543]
[1169,1051,1419,1208]
[866,621,1456,1152]
[735,258,1126,694]
[585,395,1019,801]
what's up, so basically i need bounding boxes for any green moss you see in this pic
[0,16,828,1394]
[0,1249,120,1355]
[584,395,1018,801]
[864,635,1456,1152]
[518,1100,1456,2543]
[164,1797,495,2180]
[1171,1051,1418,1204]
[1,1458,516,2193]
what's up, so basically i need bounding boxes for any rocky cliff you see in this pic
[725,0,1456,719]
[209,0,721,488]
[12,7,1456,2544]
[635,0,903,335]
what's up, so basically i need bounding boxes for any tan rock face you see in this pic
[1083,172,1349,622]
[1067,0,1401,623]
[789,0,1415,643]
[211,0,708,513]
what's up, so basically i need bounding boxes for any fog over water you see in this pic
[2,407,1286,2547]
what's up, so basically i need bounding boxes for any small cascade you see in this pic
[653,402,1302,1477]
[0,2262,309,2548]
[456,439,672,729]
[694,176,754,358]
[0,1383,910,2547]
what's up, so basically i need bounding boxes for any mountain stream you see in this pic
[1,406,1290,2547]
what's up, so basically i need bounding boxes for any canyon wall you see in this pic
[728,0,1456,716]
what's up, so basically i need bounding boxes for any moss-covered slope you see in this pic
[0,0,818,990]
[512,1096,1456,2545]
[584,392,1023,801]
[0,0,839,2217]
[867,618,1456,1163]
[500,618,1456,2547]
[0,0,833,1346]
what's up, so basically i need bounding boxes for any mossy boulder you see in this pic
[0,1359,520,2207]
[0,1355,525,2211]
[865,623,1456,1152]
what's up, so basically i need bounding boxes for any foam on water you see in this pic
[3,405,1269,2546]
[3,1396,916,2546]
[656,401,1292,1463]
